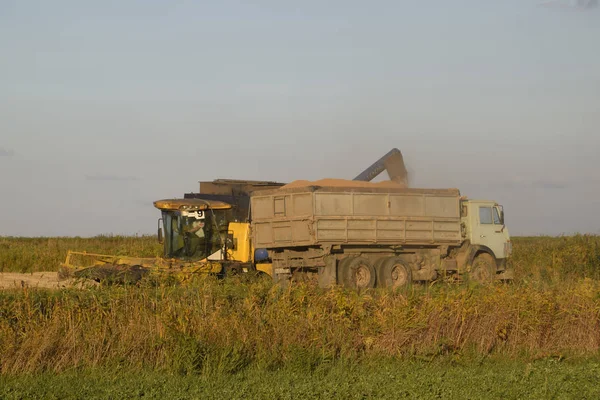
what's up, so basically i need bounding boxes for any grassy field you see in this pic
[1,235,600,398]
[2,234,599,281]
[0,235,161,273]
[2,359,600,399]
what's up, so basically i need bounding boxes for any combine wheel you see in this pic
[340,257,376,290]
[469,253,496,284]
[253,271,273,282]
[223,263,243,278]
[377,257,412,289]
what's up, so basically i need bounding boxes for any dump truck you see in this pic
[62,148,512,287]
[249,183,512,288]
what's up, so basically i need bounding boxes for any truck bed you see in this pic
[250,186,462,249]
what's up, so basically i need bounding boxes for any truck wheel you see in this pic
[340,257,376,290]
[469,253,496,284]
[377,257,412,289]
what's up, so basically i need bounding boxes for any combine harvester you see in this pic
[62,149,513,288]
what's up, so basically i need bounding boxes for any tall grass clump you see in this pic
[1,235,600,375]
[1,276,600,375]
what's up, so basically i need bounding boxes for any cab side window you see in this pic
[493,207,501,225]
[479,207,493,224]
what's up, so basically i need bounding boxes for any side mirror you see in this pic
[157,218,163,244]
[500,210,505,225]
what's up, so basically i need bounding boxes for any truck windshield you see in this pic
[161,209,232,260]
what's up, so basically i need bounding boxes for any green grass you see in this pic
[2,359,600,399]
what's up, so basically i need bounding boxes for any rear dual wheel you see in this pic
[377,257,412,289]
[340,256,413,290]
[340,257,376,290]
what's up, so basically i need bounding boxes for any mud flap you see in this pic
[318,256,337,288]
[495,269,514,281]
[412,268,438,282]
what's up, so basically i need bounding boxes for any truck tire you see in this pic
[377,257,412,289]
[340,257,376,289]
[469,253,496,284]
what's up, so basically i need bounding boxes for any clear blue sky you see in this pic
[1,0,598,236]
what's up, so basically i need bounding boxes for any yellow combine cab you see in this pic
[61,198,272,284]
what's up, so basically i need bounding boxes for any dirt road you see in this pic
[0,272,93,290]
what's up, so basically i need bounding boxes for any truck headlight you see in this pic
[504,241,512,256]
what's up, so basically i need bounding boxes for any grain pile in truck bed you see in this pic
[281,178,407,189]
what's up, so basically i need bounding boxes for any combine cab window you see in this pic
[161,212,181,258]
[161,209,231,260]
[479,207,493,225]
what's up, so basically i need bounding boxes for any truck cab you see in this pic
[461,199,512,270]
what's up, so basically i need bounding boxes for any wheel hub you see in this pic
[472,260,493,283]
[391,264,408,288]
[355,264,371,288]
